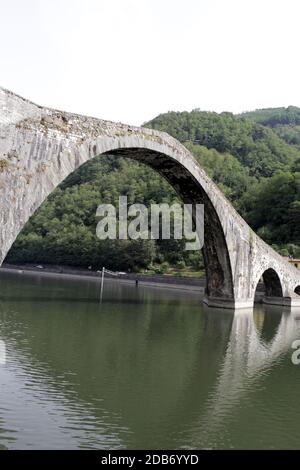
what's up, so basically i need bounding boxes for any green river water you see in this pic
[0,270,299,449]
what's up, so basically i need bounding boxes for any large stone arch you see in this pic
[1,87,300,309]
[1,135,235,305]
[99,145,234,302]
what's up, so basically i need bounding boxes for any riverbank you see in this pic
[0,263,205,293]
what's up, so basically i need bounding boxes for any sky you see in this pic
[0,0,299,125]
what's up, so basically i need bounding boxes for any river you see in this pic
[0,270,299,449]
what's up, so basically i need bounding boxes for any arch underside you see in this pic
[255,268,300,307]
[255,268,284,305]
[104,148,234,302]
[262,268,283,297]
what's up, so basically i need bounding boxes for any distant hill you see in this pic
[240,106,300,127]
[144,110,298,177]
[240,106,300,146]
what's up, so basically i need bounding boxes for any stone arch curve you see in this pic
[295,286,300,296]
[99,141,235,304]
[254,267,283,304]
[4,135,235,304]
[1,87,300,309]
[0,90,238,306]
[262,268,283,298]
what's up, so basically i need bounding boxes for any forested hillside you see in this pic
[6,109,300,272]
[241,106,300,146]
[147,110,299,177]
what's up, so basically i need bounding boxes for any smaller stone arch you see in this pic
[262,268,283,298]
[295,286,300,296]
[254,268,283,305]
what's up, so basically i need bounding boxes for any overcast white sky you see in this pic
[1,0,299,125]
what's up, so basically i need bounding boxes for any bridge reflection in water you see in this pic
[186,305,300,449]
[0,271,300,449]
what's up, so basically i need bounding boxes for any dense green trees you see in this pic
[184,143,253,202]
[145,110,298,177]
[241,106,300,127]
[239,172,300,249]
[241,106,300,147]
[7,156,202,272]
[146,110,300,253]
[6,107,300,271]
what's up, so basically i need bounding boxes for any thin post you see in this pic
[100,267,105,302]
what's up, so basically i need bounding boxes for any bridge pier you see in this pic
[262,296,300,308]
[203,295,254,310]
[203,295,300,310]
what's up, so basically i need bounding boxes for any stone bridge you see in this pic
[0,87,300,309]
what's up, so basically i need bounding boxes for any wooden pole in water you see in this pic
[100,267,105,302]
